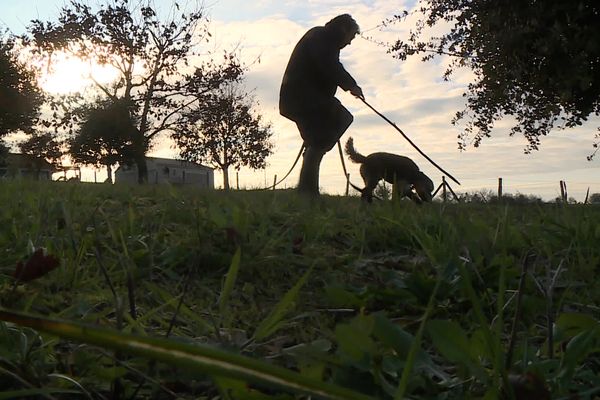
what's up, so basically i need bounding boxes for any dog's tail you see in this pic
[345,137,368,164]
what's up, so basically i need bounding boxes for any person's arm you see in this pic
[317,45,364,99]
[309,37,357,90]
[348,85,364,100]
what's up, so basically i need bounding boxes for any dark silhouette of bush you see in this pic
[458,190,543,204]
[588,193,600,204]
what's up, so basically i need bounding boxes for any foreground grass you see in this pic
[0,180,599,399]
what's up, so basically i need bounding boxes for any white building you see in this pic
[115,157,214,188]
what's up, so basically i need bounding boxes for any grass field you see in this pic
[1,180,599,399]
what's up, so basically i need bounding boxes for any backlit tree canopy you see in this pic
[18,132,63,178]
[388,0,600,158]
[26,0,243,182]
[69,98,138,183]
[0,35,44,138]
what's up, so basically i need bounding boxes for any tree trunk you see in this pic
[136,157,148,184]
[222,165,230,190]
[132,129,148,184]
[106,164,113,184]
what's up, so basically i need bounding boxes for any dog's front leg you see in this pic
[361,189,374,203]
[392,180,412,200]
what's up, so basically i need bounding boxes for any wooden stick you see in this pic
[360,98,461,185]
[585,187,590,204]
[432,181,443,198]
[498,177,503,198]
[446,180,461,202]
[345,173,350,196]
[442,176,447,202]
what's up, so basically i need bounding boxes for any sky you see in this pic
[1,0,599,201]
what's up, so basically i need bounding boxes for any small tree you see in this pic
[173,84,274,189]
[70,98,137,183]
[18,132,63,179]
[0,35,44,141]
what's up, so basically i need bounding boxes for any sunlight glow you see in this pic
[40,54,120,94]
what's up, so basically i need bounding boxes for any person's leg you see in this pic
[322,103,353,152]
[298,145,325,195]
[295,101,354,196]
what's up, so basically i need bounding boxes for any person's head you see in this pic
[325,14,360,48]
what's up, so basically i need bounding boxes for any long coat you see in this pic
[279,25,357,150]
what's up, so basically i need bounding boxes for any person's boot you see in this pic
[297,146,325,196]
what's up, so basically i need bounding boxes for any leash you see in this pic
[359,98,461,186]
[251,143,304,191]
[337,141,364,194]
[337,140,384,201]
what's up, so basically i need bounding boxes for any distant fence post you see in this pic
[236,172,240,190]
[442,176,447,202]
[273,174,277,191]
[94,170,97,183]
[560,180,568,203]
[585,187,590,204]
[498,177,503,199]
[345,173,350,196]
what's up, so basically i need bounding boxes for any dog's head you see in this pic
[413,172,434,202]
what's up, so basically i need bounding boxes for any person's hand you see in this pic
[349,85,364,100]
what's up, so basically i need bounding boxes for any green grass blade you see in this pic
[395,276,442,400]
[219,247,242,319]
[458,263,502,396]
[0,309,375,400]
[253,263,315,341]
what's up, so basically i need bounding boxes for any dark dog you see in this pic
[345,137,434,203]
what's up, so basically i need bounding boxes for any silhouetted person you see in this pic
[279,14,364,196]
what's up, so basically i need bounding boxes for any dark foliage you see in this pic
[587,193,600,204]
[0,35,44,139]
[388,0,600,157]
[0,142,8,163]
[69,98,138,182]
[18,132,63,172]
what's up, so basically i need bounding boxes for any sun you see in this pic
[40,54,120,94]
